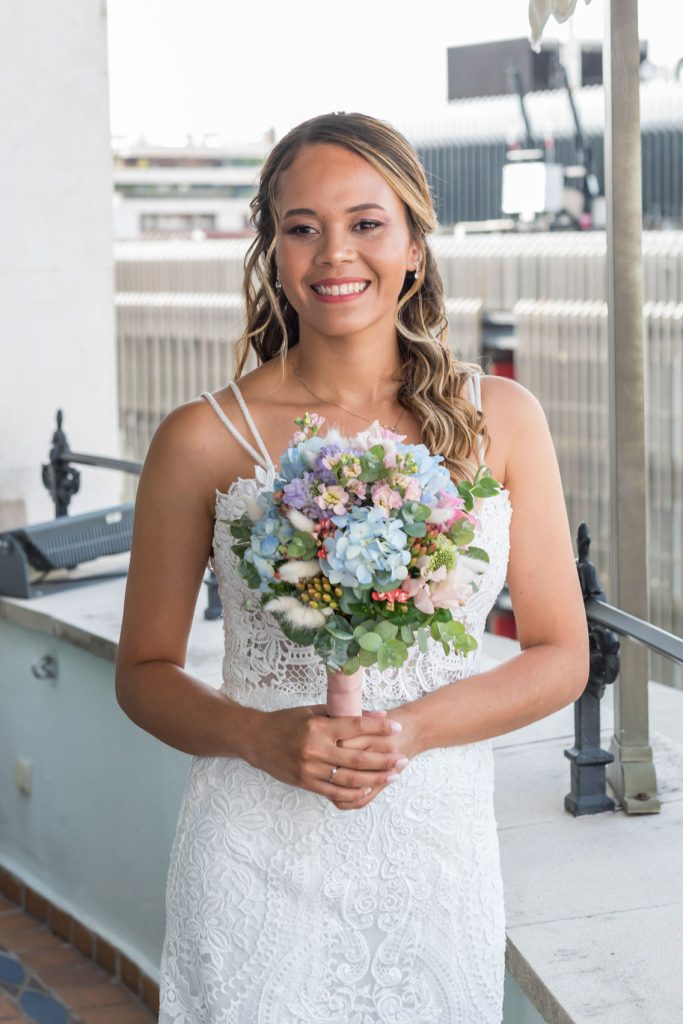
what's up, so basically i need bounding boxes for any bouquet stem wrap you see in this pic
[326,667,363,717]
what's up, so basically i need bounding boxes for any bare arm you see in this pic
[115,400,261,761]
[402,376,590,755]
[115,397,401,807]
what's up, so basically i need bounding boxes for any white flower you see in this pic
[353,420,385,451]
[426,507,453,525]
[277,559,320,583]
[264,595,332,629]
[243,496,265,522]
[286,508,316,533]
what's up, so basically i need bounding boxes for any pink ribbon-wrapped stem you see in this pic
[325,667,363,717]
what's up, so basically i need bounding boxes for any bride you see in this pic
[116,111,589,1022]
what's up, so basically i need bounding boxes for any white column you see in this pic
[603,0,660,813]
[0,0,120,530]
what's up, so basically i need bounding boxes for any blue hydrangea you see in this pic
[399,442,453,504]
[320,505,410,589]
[243,508,293,591]
[277,434,329,484]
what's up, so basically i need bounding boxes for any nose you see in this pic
[313,223,356,267]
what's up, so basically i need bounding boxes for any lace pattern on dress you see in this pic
[158,371,511,1023]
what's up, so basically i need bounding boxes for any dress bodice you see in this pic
[208,467,512,712]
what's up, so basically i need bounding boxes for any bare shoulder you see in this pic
[487,374,589,684]
[146,397,230,513]
[478,373,542,487]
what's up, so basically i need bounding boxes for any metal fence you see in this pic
[114,235,683,689]
[115,232,683,308]
[514,297,683,690]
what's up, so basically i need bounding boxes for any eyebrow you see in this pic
[281,203,388,219]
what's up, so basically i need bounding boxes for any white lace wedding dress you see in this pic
[158,372,513,1023]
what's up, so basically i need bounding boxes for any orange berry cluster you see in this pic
[408,525,440,568]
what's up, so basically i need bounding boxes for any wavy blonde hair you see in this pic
[233,111,490,484]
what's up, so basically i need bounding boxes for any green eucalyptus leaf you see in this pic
[358,647,377,668]
[412,503,432,522]
[358,631,382,653]
[464,545,489,563]
[375,620,399,642]
[376,644,391,672]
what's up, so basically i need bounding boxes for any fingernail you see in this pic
[364,787,372,795]
[386,772,400,782]
[395,757,409,770]
[389,721,402,733]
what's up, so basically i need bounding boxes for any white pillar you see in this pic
[603,0,660,813]
[0,0,120,530]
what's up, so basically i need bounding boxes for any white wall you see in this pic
[0,0,120,532]
[0,615,191,979]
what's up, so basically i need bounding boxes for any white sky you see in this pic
[107,0,681,144]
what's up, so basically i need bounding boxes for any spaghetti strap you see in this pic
[200,386,274,471]
[226,381,274,468]
[468,371,486,466]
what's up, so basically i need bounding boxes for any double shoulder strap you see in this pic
[200,381,274,471]
[201,372,484,469]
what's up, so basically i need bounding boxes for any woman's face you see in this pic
[273,142,420,338]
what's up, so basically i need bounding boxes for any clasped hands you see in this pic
[251,703,420,812]
[323,705,418,811]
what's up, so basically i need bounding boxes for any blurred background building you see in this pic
[112,136,270,238]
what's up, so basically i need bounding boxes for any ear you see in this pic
[408,241,421,272]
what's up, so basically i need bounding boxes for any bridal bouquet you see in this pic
[224,413,503,716]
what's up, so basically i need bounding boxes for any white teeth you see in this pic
[312,281,369,296]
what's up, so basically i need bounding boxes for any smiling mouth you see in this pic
[311,281,371,297]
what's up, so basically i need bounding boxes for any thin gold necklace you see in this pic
[291,360,405,433]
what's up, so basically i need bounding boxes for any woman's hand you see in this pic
[332,703,422,810]
[245,705,410,811]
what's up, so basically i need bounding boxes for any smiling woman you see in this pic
[115,110,588,1024]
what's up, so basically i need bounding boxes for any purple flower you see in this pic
[282,473,321,518]
[282,473,313,509]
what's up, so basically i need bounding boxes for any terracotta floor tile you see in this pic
[18,944,85,973]
[1,926,60,955]
[77,1003,156,1023]
[0,899,156,1023]
[0,913,39,939]
[31,962,116,990]
[0,993,20,1018]
[52,983,135,1011]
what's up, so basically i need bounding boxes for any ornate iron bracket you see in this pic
[41,409,80,517]
[564,522,620,816]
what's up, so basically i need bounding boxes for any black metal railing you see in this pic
[43,409,141,517]
[565,521,683,817]
[37,408,223,614]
